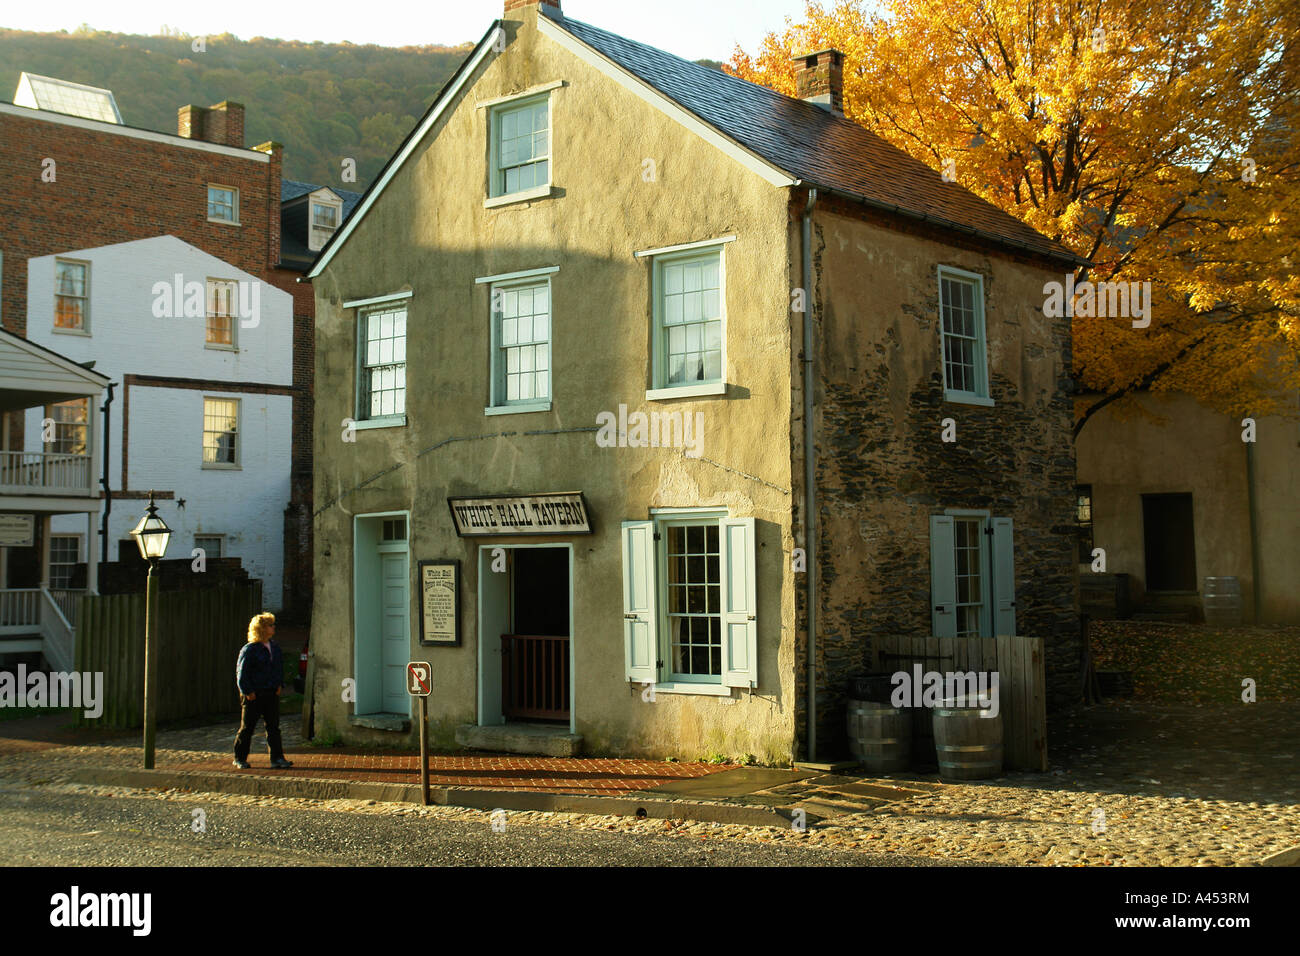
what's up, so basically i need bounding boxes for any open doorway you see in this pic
[478,545,572,729]
[1142,493,1197,591]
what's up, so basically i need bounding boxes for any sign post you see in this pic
[407,661,432,805]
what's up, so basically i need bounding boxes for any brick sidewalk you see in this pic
[183,750,734,795]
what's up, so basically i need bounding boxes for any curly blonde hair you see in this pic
[247,612,276,643]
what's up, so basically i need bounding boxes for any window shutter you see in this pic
[621,521,659,684]
[992,516,1016,635]
[719,517,758,689]
[929,515,957,638]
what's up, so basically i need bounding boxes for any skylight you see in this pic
[14,72,122,124]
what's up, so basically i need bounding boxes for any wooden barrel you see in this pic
[846,700,911,772]
[932,700,1003,780]
[1202,576,1243,625]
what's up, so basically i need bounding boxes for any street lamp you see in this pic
[130,490,171,768]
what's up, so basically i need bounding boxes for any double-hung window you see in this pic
[206,278,237,348]
[489,95,550,199]
[621,512,757,693]
[44,398,89,455]
[208,185,239,224]
[1076,485,1094,564]
[929,513,1015,637]
[309,198,341,251]
[938,266,991,404]
[639,238,731,398]
[358,304,407,422]
[194,534,224,558]
[49,535,80,589]
[54,259,88,332]
[202,397,239,467]
[491,277,551,408]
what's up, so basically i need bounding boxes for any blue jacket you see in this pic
[236,640,283,695]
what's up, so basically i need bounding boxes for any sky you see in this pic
[0,0,819,61]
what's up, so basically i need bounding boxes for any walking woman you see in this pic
[233,612,294,769]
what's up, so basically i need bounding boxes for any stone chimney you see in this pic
[793,49,845,117]
[177,101,246,147]
[504,0,560,17]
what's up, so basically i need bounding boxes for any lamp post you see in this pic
[130,490,171,768]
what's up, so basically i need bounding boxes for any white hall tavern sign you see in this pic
[447,492,592,537]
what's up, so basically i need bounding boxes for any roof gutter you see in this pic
[801,186,819,762]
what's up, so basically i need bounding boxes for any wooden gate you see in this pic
[501,634,570,720]
[870,634,1047,771]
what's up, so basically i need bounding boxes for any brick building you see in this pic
[0,73,345,620]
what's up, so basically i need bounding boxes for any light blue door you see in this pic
[380,552,409,713]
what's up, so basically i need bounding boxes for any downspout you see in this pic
[99,382,115,565]
[1245,437,1262,623]
[801,188,818,762]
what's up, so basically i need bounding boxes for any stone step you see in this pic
[455,722,583,757]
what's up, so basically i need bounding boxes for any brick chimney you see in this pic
[504,0,560,17]
[178,101,245,147]
[793,49,845,117]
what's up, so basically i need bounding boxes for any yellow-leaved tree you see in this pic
[729,0,1300,436]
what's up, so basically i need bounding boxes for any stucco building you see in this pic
[306,0,1083,761]
[1076,391,1299,624]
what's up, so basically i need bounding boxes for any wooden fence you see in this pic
[870,634,1047,771]
[74,583,264,728]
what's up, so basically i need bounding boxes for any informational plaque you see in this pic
[447,492,592,537]
[418,560,460,646]
[0,514,34,548]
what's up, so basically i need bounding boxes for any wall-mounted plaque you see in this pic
[447,492,592,537]
[0,514,35,548]
[418,560,460,646]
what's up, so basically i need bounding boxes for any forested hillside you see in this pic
[0,26,472,187]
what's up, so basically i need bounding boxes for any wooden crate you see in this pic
[871,633,1047,771]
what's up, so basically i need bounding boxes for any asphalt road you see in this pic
[0,786,945,867]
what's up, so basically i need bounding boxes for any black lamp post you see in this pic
[129,490,171,768]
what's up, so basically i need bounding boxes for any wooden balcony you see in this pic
[501,634,570,721]
[0,450,93,497]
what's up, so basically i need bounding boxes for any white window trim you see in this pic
[488,93,552,201]
[937,264,992,405]
[309,196,344,252]
[655,511,727,687]
[201,396,241,470]
[344,290,412,310]
[476,80,566,110]
[193,534,225,558]
[207,183,240,225]
[53,257,90,336]
[205,277,239,351]
[634,235,736,259]
[475,266,559,285]
[352,416,406,431]
[355,301,408,425]
[488,274,553,410]
[484,184,554,209]
[49,533,83,589]
[649,244,728,393]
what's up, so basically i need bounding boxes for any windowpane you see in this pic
[665,521,722,679]
[954,517,984,637]
[202,398,239,464]
[940,273,984,396]
[495,280,551,404]
[659,251,722,387]
[54,261,88,330]
[360,305,406,421]
[494,97,550,196]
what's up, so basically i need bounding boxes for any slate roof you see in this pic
[281,179,364,219]
[544,8,1082,265]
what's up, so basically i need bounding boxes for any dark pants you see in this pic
[234,691,284,762]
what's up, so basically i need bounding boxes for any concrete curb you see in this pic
[69,767,806,829]
[1260,846,1300,867]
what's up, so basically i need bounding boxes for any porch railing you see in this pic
[0,450,93,496]
[48,588,84,627]
[38,587,74,673]
[501,634,570,720]
[0,588,41,633]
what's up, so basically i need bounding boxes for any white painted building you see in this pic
[23,235,293,606]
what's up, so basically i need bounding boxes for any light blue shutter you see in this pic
[720,517,758,689]
[929,515,957,638]
[621,521,659,684]
[992,517,1016,636]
